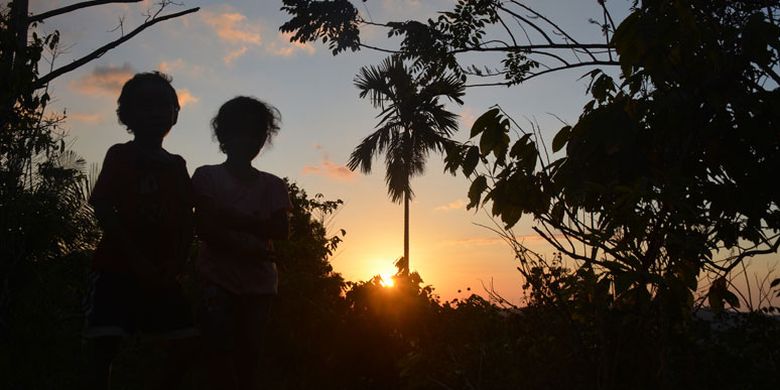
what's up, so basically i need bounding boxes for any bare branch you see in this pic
[723,234,780,273]
[450,43,612,55]
[358,43,399,54]
[496,4,554,45]
[508,0,598,62]
[108,15,126,35]
[465,60,618,88]
[33,7,199,89]
[28,0,141,24]
[496,14,518,48]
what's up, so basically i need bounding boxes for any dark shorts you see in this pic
[198,284,273,351]
[83,271,197,339]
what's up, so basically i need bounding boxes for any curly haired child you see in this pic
[84,71,197,390]
[192,96,291,390]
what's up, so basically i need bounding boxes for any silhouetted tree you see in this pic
[0,2,199,385]
[447,0,780,314]
[281,0,780,309]
[280,0,619,85]
[348,56,463,274]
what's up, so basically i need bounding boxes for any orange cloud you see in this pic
[302,159,356,181]
[67,112,102,124]
[158,59,184,74]
[435,199,467,212]
[202,11,262,45]
[201,9,263,65]
[267,31,316,57]
[158,59,205,77]
[177,89,198,108]
[223,47,248,65]
[70,63,135,97]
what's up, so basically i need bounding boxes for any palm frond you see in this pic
[347,123,400,174]
[384,152,412,203]
[353,54,465,204]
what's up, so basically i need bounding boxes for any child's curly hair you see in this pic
[116,71,179,132]
[211,96,281,153]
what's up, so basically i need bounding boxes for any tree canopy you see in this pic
[281,0,780,311]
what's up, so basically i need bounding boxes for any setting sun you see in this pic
[379,273,395,288]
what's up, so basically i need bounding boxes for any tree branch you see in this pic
[28,0,141,24]
[508,0,598,62]
[496,4,554,45]
[465,60,618,88]
[496,14,519,48]
[33,7,199,89]
[358,43,399,54]
[449,43,612,55]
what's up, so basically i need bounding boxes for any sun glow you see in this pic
[379,272,395,288]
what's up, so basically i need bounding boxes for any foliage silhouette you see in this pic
[0,2,99,354]
[279,1,780,388]
[281,0,780,310]
[0,0,199,349]
[280,0,618,86]
[445,0,780,315]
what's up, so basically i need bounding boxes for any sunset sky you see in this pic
[27,0,779,305]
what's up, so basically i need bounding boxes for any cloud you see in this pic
[201,9,262,64]
[435,199,467,212]
[223,47,248,65]
[158,59,182,74]
[70,63,135,97]
[459,106,477,130]
[177,89,198,108]
[302,159,356,181]
[267,31,316,57]
[202,11,262,45]
[302,145,357,181]
[67,112,103,124]
[158,59,205,77]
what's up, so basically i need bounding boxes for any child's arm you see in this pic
[248,209,289,241]
[92,201,168,288]
[194,198,272,258]
[245,177,291,241]
[192,168,288,259]
[206,207,289,240]
[163,156,195,280]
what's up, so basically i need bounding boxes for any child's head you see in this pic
[116,71,180,138]
[211,96,281,161]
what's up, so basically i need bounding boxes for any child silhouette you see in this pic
[192,96,290,390]
[84,71,197,390]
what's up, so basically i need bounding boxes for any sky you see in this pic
[22,0,780,306]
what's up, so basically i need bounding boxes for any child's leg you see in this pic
[87,336,121,390]
[203,344,238,390]
[234,295,273,390]
[141,283,199,390]
[83,272,133,390]
[197,284,238,390]
[155,335,198,390]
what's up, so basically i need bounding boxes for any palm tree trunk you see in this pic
[403,189,409,276]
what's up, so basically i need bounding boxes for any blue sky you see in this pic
[25,0,778,305]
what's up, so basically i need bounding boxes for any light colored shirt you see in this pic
[192,164,291,295]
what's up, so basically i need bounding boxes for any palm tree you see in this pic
[348,56,464,275]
